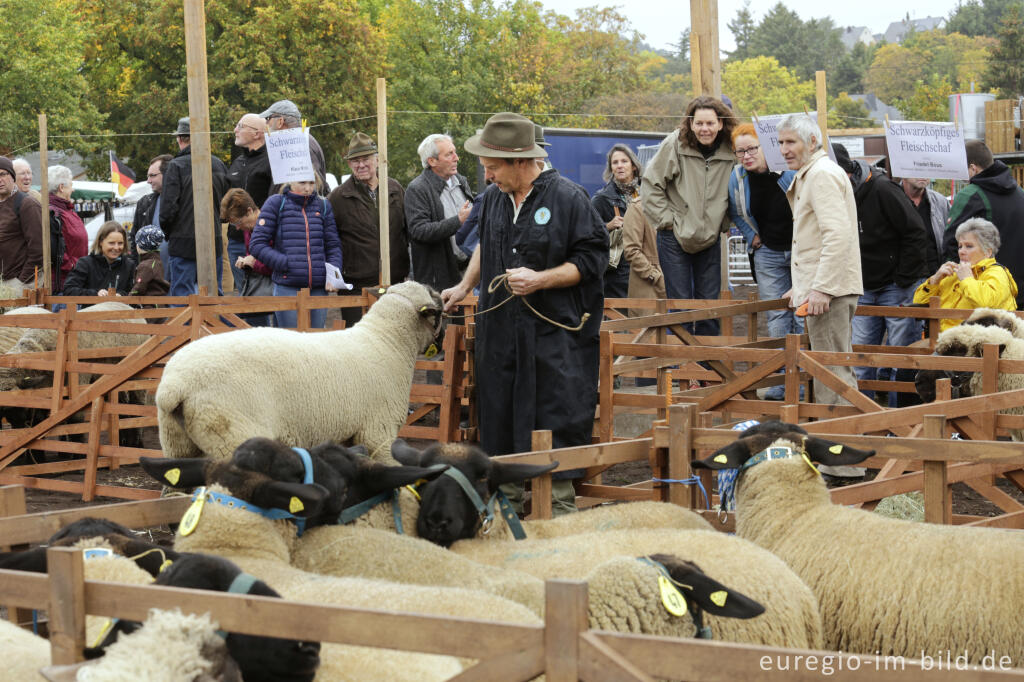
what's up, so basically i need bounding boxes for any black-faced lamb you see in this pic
[692,420,1024,665]
[156,281,444,463]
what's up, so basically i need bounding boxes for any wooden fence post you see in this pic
[1,485,28,625]
[544,580,588,682]
[529,430,553,520]
[438,325,464,443]
[47,547,86,665]
[667,403,697,508]
[599,330,613,442]
[981,342,999,439]
[923,415,952,525]
[784,332,801,405]
[297,288,311,331]
[82,397,105,502]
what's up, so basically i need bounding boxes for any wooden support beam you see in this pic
[376,77,391,286]
[544,580,588,682]
[46,547,86,665]
[529,430,553,521]
[39,113,51,291]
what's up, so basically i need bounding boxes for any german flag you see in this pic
[109,151,136,197]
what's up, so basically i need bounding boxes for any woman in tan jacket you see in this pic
[622,195,665,317]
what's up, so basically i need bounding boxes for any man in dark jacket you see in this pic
[227,113,272,293]
[159,117,228,296]
[328,132,410,327]
[0,156,42,292]
[833,143,928,400]
[943,139,1024,308]
[441,113,608,516]
[404,134,474,291]
[130,154,172,262]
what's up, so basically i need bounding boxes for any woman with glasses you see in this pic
[727,123,801,353]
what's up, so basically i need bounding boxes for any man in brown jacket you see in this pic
[777,115,863,409]
[328,132,410,327]
[0,156,43,292]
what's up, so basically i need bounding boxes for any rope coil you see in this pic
[443,273,590,332]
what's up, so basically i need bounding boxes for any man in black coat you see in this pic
[833,143,928,402]
[943,139,1024,308]
[129,154,172,262]
[404,134,474,292]
[442,113,608,515]
[159,117,228,296]
[227,113,272,292]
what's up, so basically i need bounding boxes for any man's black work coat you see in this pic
[474,169,608,456]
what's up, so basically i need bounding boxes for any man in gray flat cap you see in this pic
[442,113,608,516]
[261,99,327,189]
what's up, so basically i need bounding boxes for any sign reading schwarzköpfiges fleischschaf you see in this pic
[885,121,969,180]
[266,128,315,185]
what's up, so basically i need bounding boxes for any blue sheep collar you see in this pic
[337,488,405,533]
[442,468,527,540]
[193,487,310,536]
[717,445,802,513]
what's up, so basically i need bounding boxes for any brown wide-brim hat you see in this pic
[464,112,548,159]
[345,132,377,160]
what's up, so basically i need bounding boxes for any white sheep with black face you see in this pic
[156,281,443,464]
[692,420,1024,666]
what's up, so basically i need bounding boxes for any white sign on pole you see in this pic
[885,120,968,180]
[266,128,315,185]
[832,136,864,159]
[753,111,836,172]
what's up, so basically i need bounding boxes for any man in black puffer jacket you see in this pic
[943,139,1024,309]
[833,143,928,401]
[159,117,228,296]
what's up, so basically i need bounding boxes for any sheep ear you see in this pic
[359,463,449,496]
[138,457,209,489]
[803,437,874,465]
[488,460,559,488]
[390,439,424,466]
[252,481,329,519]
[674,571,765,619]
[692,441,750,470]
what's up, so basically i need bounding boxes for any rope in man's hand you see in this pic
[442,272,590,332]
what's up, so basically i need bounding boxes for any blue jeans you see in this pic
[753,246,803,338]
[273,283,329,329]
[167,254,225,298]
[852,283,920,398]
[227,237,247,295]
[656,230,720,336]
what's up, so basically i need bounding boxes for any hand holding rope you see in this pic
[442,272,590,332]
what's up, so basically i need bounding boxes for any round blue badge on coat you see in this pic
[534,207,551,224]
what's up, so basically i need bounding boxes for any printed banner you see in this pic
[266,128,315,184]
[885,120,969,180]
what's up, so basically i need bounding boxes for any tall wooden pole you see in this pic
[689,0,721,97]
[183,0,217,295]
[376,78,391,287]
[38,114,51,291]
[815,71,830,153]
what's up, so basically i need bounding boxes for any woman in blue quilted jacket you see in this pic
[249,179,343,329]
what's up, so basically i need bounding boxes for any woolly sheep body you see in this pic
[735,453,1024,665]
[172,484,541,678]
[965,307,1024,338]
[157,281,439,463]
[0,618,49,682]
[448,528,824,649]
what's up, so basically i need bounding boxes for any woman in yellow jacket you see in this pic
[913,217,1018,331]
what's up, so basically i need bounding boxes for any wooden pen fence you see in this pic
[2,487,1021,681]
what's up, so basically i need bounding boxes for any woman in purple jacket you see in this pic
[249,179,343,329]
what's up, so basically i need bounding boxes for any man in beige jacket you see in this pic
[777,114,863,410]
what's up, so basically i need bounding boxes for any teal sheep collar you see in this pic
[717,444,818,512]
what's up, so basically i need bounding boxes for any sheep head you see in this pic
[965,308,1024,338]
[391,439,558,547]
[692,421,875,471]
[139,456,330,526]
[366,280,445,353]
[644,554,765,627]
[915,324,1014,402]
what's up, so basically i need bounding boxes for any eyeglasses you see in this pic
[265,114,282,123]
[147,172,161,179]
[349,157,374,167]
[735,146,760,158]
[236,124,260,133]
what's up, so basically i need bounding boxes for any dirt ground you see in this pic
[13,285,1024,520]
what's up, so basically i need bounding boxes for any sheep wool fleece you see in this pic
[0,618,49,682]
[157,281,439,462]
[451,527,823,649]
[736,453,1024,665]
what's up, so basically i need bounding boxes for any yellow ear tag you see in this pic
[829,444,843,454]
[91,618,117,648]
[709,590,728,608]
[378,287,386,295]
[289,496,304,513]
[658,576,688,617]
[158,559,173,573]
[425,343,438,358]
[179,488,205,537]
[164,468,181,485]
[713,454,728,464]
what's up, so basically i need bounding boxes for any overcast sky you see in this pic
[540,0,960,54]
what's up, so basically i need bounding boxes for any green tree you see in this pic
[828,92,875,129]
[746,3,844,80]
[722,56,815,116]
[0,0,106,157]
[830,42,877,96]
[986,6,1024,97]
[726,1,756,60]
[902,75,956,120]
[947,0,1024,36]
